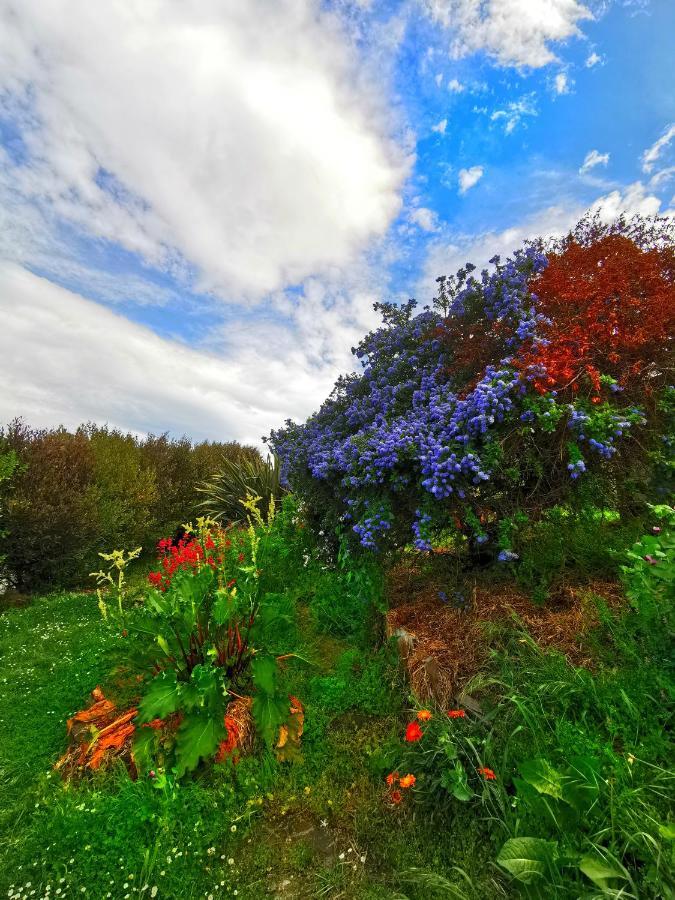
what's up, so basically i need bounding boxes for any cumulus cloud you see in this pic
[431,118,448,134]
[425,0,593,69]
[0,0,408,301]
[579,149,610,174]
[585,51,602,67]
[0,262,382,443]
[447,78,464,92]
[409,206,439,231]
[458,166,484,194]
[642,123,675,174]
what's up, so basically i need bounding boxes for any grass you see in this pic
[1,521,672,900]
[0,589,502,900]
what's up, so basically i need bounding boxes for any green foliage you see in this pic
[196,452,286,525]
[0,419,259,591]
[308,542,385,643]
[310,646,402,718]
[94,508,302,777]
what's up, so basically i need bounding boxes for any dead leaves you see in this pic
[55,687,138,777]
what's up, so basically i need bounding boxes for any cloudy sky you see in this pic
[1,0,673,445]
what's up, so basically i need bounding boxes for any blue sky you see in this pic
[0,0,673,445]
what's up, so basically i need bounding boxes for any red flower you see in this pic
[405,721,423,742]
[238,552,245,563]
[477,767,496,781]
[205,535,215,550]
[390,789,402,805]
[447,709,466,719]
[385,771,399,786]
[148,571,164,589]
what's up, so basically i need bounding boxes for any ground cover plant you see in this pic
[0,214,673,899]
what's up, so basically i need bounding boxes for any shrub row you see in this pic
[0,420,259,592]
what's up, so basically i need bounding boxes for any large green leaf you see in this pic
[519,758,565,800]
[497,837,558,884]
[137,669,181,723]
[579,855,627,888]
[174,710,226,777]
[251,654,288,747]
[132,725,158,774]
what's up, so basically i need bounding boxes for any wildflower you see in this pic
[405,721,423,742]
[385,771,399,786]
[399,774,416,789]
[652,526,661,534]
[417,709,432,722]
[477,767,496,780]
[447,709,466,719]
[238,553,245,563]
[643,555,659,565]
[390,790,402,805]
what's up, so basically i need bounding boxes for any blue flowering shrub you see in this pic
[268,217,673,571]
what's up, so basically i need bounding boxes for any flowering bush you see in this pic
[268,215,673,557]
[93,503,300,778]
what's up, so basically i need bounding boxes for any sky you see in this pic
[0,0,673,446]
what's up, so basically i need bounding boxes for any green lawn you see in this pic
[0,591,502,900]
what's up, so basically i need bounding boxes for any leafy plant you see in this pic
[196,452,286,525]
[94,506,299,777]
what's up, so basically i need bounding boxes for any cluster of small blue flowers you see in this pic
[497,550,519,563]
[412,509,433,551]
[566,405,639,468]
[352,507,392,549]
[567,459,587,479]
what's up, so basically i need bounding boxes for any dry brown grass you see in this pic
[385,559,624,706]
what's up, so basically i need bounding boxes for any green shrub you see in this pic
[0,419,259,592]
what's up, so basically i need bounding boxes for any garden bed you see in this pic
[386,559,625,705]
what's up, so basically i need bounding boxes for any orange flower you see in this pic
[477,767,496,781]
[399,774,416,789]
[405,721,423,742]
[385,771,399,786]
[390,789,402,805]
[447,709,466,718]
[417,709,432,722]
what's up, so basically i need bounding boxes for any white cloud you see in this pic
[585,51,602,67]
[642,123,675,174]
[554,72,571,94]
[425,0,593,69]
[409,207,439,231]
[579,149,610,174]
[649,166,675,189]
[431,118,448,134]
[0,0,408,301]
[447,78,464,92]
[0,262,383,443]
[458,166,484,194]
[491,95,538,134]
[435,72,444,86]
